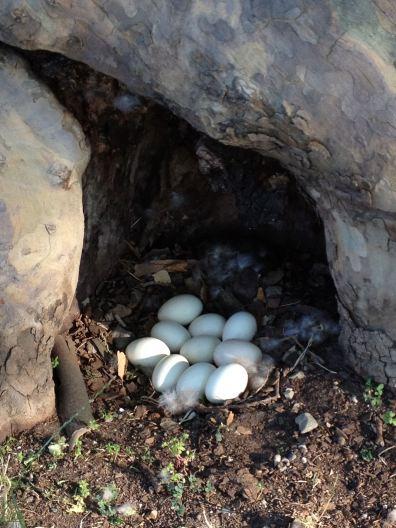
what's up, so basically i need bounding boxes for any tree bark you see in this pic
[0,47,90,440]
[1,1,396,387]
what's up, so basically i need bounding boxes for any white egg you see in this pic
[213,339,262,368]
[176,362,216,400]
[150,321,191,352]
[180,336,221,363]
[158,294,203,325]
[152,354,189,393]
[126,337,170,374]
[205,363,248,404]
[188,313,226,338]
[222,311,257,341]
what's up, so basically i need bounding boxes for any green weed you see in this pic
[382,410,396,426]
[363,379,384,408]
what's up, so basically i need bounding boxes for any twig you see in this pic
[308,351,337,374]
[374,416,385,447]
[202,507,214,528]
[289,337,313,374]
[379,445,396,457]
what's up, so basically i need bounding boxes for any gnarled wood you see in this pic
[0,47,90,440]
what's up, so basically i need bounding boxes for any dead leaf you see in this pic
[153,269,172,284]
[117,351,127,380]
[226,411,235,427]
[256,286,265,302]
[134,259,196,277]
[236,425,252,435]
[134,404,148,420]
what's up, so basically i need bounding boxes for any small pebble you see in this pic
[286,451,297,462]
[350,395,358,404]
[384,508,396,526]
[290,521,305,528]
[284,387,295,400]
[147,510,158,520]
[298,443,308,452]
[295,412,319,434]
[301,456,308,464]
[274,454,282,466]
[291,402,302,413]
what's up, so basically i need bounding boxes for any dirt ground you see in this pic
[1,246,395,528]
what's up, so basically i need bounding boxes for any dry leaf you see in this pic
[117,351,127,380]
[134,259,196,277]
[256,286,265,302]
[153,269,172,284]
[226,411,235,427]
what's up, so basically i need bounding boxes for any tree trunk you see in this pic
[0,0,395,419]
[0,47,90,440]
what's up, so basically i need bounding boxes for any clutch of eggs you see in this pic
[126,293,269,405]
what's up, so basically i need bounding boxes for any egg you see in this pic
[222,311,257,341]
[180,336,221,363]
[158,294,203,325]
[152,354,189,393]
[150,321,191,352]
[126,337,170,374]
[205,363,248,404]
[213,340,262,368]
[188,313,226,338]
[176,362,216,399]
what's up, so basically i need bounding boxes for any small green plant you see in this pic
[68,479,91,514]
[48,436,68,459]
[382,410,396,426]
[360,447,375,462]
[105,443,121,462]
[97,484,122,525]
[203,480,214,495]
[101,410,115,422]
[160,463,186,516]
[124,447,135,458]
[0,438,16,458]
[88,419,100,431]
[0,456,25,526]
[162,432,194,461]
[187,474,201,492]
[215,423,226,443]
[363,379,384,408]
[140,447,154,465]
[51,356,60,369]
[162,432,189,457]
[73,438,83,460]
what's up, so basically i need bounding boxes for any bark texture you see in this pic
[1,1,396,386]
[0,46,90,440]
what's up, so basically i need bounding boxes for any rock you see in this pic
[0,46,90,441]
[284,388,295,400]
[295,413,319,434]
[273,454,281,467]
[384,509,396,528]
[147,510,158,521]
[290,521,306,528]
